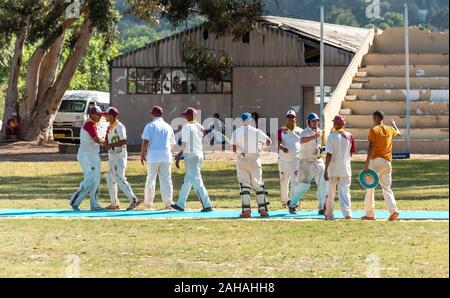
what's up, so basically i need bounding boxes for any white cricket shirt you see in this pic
[325,130,356,177]
[278,125,302,161]
[142,117,176,163]
[181,121,204,157]
[299,127,321,161]
[78,120,100,155]
[107,120,127,159]
[231,125,270,154]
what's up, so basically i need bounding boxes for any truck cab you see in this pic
[53,90,110,142]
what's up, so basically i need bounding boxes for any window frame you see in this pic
[127,67,232,95]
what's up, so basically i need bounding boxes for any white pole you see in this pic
[320,6,325,128]
[404,3,411,154]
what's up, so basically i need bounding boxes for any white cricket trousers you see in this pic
[289,159,328,210]
[237,154,268,211]
[144,162,173,208]
[106,156,137,206]
[70,153,102,209]
[176,154,212,209]
[278,159,299,205]
[325,176,352,218]
[364,157,399,217]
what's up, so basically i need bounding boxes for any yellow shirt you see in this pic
[368,125,400,161]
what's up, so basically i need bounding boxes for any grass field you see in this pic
[0,159,448,277]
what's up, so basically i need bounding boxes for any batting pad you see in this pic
[0,209,447,220]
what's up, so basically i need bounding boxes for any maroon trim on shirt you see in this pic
[339,131,356,156]
[278,128,283,144]
[350,134,356,155]
[83,120,98,139]
[105,129,109,146]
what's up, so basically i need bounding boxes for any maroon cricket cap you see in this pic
[181,107,198,117]
[332,115,346,126]
[88,106,105,116]
[106,107,119,117]
[150,105,164,116]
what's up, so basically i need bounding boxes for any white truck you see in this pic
[53,90,110,143]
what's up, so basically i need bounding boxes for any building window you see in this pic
[314,86,335,104]
[304,44,320,66]
[242,32,250,43]
[127,68,232,95]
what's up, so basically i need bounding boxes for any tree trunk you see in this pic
[20,18,95,141]
[37,34,65,102]
[1,24,27,138]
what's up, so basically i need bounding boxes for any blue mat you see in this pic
[0,209,447,220]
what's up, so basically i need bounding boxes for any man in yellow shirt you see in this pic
[362,110,401,221]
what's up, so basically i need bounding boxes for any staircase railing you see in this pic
[323,28,376,137]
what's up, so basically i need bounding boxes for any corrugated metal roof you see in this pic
[110,16,369,67]
[262,16,370,53]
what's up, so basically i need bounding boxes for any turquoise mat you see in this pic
[0,209,447,220]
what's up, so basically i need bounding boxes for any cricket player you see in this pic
[278,110,302,208]
[288,113,327,215]
[172,107,213,212]
[141,106,176,209]
[104,107,142,211]
[362,110,401,221]
[69,106,105,211]
[324,115,356,220]
[232,112,272,218]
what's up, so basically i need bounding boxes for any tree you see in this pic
[118,25,160,54]
[0,0,119,141]
[367,11,404,29]
[327,6,360,27]
[68,34,119,91]
[0,0,263,141]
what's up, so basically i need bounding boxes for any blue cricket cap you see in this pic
[241,113,252,122]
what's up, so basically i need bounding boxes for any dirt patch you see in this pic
[0,141,448,162]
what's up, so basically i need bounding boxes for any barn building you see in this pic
[109,16,371,145]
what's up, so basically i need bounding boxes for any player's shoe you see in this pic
[106,205,120,210]
[240,210,252,218]
[289,206,297,214]
[325,214,335,221]
[259,210,269,217]
[127,198,143,211]
[171,204,185,212]
[91,206,106,211]
[344,216,352,220]
[201,207,213,212]
[71,205,81,211]
[318,202,327,215]
[388,212,399,221]
[361,215,376,221]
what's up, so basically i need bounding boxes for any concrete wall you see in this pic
[111,66,347,144]
[232,67,348,128]
[373,27,449,54]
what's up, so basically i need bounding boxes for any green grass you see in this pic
[0,219,447,277]
[0,160,448,210]
[0,159,448,277]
